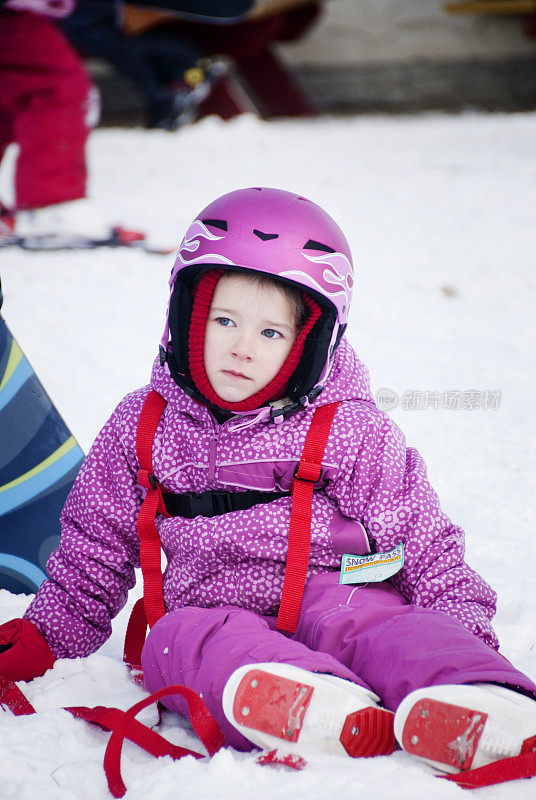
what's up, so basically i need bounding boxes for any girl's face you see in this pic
[204,274,298,403]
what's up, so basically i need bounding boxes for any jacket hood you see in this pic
[150,337,375,424]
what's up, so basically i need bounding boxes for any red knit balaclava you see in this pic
[188,270,322,412]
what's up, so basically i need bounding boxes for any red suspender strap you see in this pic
[135,390,168,630]
[276,401,340,634]
[122,597,148,680]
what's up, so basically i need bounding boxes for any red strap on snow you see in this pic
[2,676,536,793]
[0,676,36,715]
[69,685,224,798]
[276,401,340,634]
[442,736,536,789]
[257,749,306,770]
[135,390,168,629]
[0,676,223,799]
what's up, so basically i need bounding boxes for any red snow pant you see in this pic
[0,10,93,210]
[141,573,536,751]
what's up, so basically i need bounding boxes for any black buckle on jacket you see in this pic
[164,490,235,518]
[210,491,235,515]
[162,488,291,519]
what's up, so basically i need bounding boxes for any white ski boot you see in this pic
[394,683,536,773]
[222,662,396,759]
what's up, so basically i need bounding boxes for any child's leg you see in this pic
[295,572,536,711]
[294,573,536,771]
[0,112,14,175]
[0,11,92,210]
[141,605,373,751]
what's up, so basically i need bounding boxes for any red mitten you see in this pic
[0,619,56,682]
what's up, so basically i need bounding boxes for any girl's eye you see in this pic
[262,328,282,339]
[216,317,235,327]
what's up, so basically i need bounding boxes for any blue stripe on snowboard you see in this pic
[0,394,70,483]
[0,554,47,589]
[0,442,83,515]
[0,356,33,412]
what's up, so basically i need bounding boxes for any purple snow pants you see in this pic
[141,574,536,751]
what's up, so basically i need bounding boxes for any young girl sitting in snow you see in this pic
[1,187,535,775]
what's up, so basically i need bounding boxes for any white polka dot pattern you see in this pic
[24,338,499,657]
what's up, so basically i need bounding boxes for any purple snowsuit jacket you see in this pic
[25,338,499,658]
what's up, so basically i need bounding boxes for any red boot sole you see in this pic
[232,669,314,743]
[401,698,487,770]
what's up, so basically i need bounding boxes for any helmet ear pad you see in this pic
[167,277,193,375]
[285,309,339,400]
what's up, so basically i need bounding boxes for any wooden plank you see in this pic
[445,0,536,15]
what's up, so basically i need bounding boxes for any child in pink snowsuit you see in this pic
[2,188,535,774]
[0,2,92,211]
[0,1,142,244]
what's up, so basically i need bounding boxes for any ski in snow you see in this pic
[0,228,175,255]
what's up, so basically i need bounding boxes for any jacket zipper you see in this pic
[207,414,244,484]
[207,429,218,484]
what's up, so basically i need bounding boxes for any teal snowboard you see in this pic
[0,281,84,593]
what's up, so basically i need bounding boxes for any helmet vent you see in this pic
[202,219,228,231]
[303,239,335,253]
[253,229,279,241]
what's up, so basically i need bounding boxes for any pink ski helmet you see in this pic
[162,187,354,414]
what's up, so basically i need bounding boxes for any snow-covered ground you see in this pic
[1,111,535,799]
